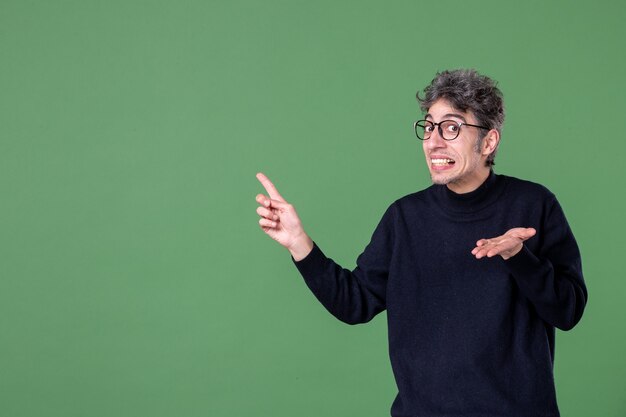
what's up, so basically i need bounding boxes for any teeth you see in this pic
[431,158,454,165]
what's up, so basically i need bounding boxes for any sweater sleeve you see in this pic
[504,196,588,331]
[291,204,395,325]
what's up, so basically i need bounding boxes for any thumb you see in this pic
[267,198,291,210]
[519,227,536,240]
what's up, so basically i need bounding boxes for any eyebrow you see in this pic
[425,113,468,123]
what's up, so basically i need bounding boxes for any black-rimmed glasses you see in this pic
[413,119,490,141]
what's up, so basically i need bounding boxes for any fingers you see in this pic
[255,193,291,232]
[256,172,285,202]
[472,227,536,260]
[256,194,269,207]
[473,244,503,259]
[472,238,496,258]
[472,246,492,259]
[255,193,290,210]
[257,205,279,221]
[472,236,509,258]
[259,217,279,229]
[472,238,523,259]
[475,238,489,247]
[485,247,504,258]
[520,227,536,240]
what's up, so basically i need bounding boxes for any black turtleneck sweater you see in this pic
[292,172,587,417]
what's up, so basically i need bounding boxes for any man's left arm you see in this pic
[472,199,588,331]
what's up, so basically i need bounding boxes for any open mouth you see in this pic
[431,158,455,167]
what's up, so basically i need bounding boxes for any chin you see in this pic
[430,172,458,185]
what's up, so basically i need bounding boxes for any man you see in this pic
[255,69,587,416]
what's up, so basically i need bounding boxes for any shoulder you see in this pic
[498,174,557,203]
[373,187,436,226]
[389,186,434,212]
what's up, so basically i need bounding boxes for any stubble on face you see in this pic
[422,99,494,193]
[429,134,484,186]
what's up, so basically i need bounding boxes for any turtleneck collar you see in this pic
[430,170,506,216]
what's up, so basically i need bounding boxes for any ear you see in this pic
[481,129,500,157]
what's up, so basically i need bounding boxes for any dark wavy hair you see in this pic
[417,69,505,166]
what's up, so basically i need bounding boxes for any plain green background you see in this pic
[1,1,624,416]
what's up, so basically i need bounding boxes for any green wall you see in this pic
[1,1,624,416]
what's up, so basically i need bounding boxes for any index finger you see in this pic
[256,172,285,202]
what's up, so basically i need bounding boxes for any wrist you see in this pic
[289,234,314,261]
[502,243,524,260]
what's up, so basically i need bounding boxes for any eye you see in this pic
[445,122,459,133]
[424,124,435,133]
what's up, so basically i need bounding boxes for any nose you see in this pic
[424,125,447,149]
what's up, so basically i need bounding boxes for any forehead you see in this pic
[426,99,474,122]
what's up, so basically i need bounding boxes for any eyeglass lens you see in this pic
[415,120,461,140]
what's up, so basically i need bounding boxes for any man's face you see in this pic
[422,99,490,193]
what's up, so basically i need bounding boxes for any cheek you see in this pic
[453,143,474,160]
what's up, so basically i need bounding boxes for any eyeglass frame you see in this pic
[413,119,490,141]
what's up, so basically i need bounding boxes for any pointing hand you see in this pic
[255,173,313,261]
